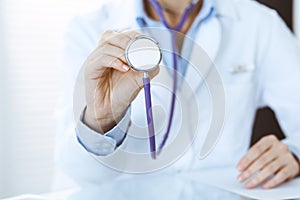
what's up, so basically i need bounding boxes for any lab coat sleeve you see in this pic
[76,106,131,156]
[54,15,129,185]
[259,12,300,160]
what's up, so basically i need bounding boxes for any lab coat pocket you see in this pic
[221,64,259,135]
[215,65,258,163]
[221,64,258,124]
[222,64,256,85]
[223,64,257,107]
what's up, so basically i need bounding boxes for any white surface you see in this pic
[1,188,77,200]
[183,167,300,200]
[0,0,105,198]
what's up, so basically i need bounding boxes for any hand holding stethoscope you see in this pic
[82,30,159,135]
[83,0,198,159]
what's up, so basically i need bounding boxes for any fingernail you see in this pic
[238,176,243,182]
[263,183,271,189]
[246,182,254,188]
[237,164,243,171]
[122,64,129,71]
[237,165,242,171]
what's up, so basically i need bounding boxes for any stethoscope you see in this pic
[125,0,198,159]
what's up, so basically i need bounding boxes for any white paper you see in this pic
[182,167,300,200]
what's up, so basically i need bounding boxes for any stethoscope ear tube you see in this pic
[125,0,196,159]
[145,0,196,158]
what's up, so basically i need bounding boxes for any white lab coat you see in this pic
[55,0,300,199]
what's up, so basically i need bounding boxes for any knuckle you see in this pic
[243,157,250,165]
[254,175,263,183]
[105,56,118,67]
[258,155,267,164]
[113,37,129,48]
[84,54,96,70]
[99,43,110,50]
[255,160,265,169]
[269,134,276,139]
[271,178,278,185]
[261,135,269,141]
[294,163,300,176]
[132,31,141,37]
[102,30,113,37]
[126,30,140,38]
[254,145,262,154]
[244,170,251,177]
[97,54,107,65]
[111,59,121,67]
[268,163,276,173]
[266,134,277,141]
[290,159,299,171]
[84,63,97,79]
[282,170,290,178]
[278,143,288,152]
[99,31,111,43]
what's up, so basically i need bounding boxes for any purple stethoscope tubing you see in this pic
[143,74,157,159]
[125,35,161,159]
[126,1,197,159]
[148,0,197,156]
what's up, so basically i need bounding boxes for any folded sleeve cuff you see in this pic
[76,107,131,156]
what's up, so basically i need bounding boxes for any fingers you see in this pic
[237,135,276,171]
[98,54,129,72]
[85,54,128,79]
[263,157,300,189]
[101,45,127,63]
[236,134,300,189]
[245,156,285,189]
[238,148,277,182]
[85,30,140,75]
[100,30,140,49]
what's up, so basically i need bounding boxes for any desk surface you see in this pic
[183,167,300,200]
[3,168,300,200]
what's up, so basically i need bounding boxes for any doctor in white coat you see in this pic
[56,0,300,198]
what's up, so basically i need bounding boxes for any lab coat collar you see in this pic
[104,0,240,30]
[105,0,235,30]
[135,0,217,27]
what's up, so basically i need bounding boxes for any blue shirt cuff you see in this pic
[76,107,131,156]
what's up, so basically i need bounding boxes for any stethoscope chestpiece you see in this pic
[125,35,162,73]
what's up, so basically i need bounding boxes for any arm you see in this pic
[76,106,131,156]
[54,16,149,184]
[237,11,300,189]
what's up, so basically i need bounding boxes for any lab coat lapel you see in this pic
[184,16,222,96]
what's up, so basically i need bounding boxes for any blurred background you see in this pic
[0,0,299,198]
[0,0,106,198]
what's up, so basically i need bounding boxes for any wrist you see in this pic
[83,107,116,134]
[292,153,300,177]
